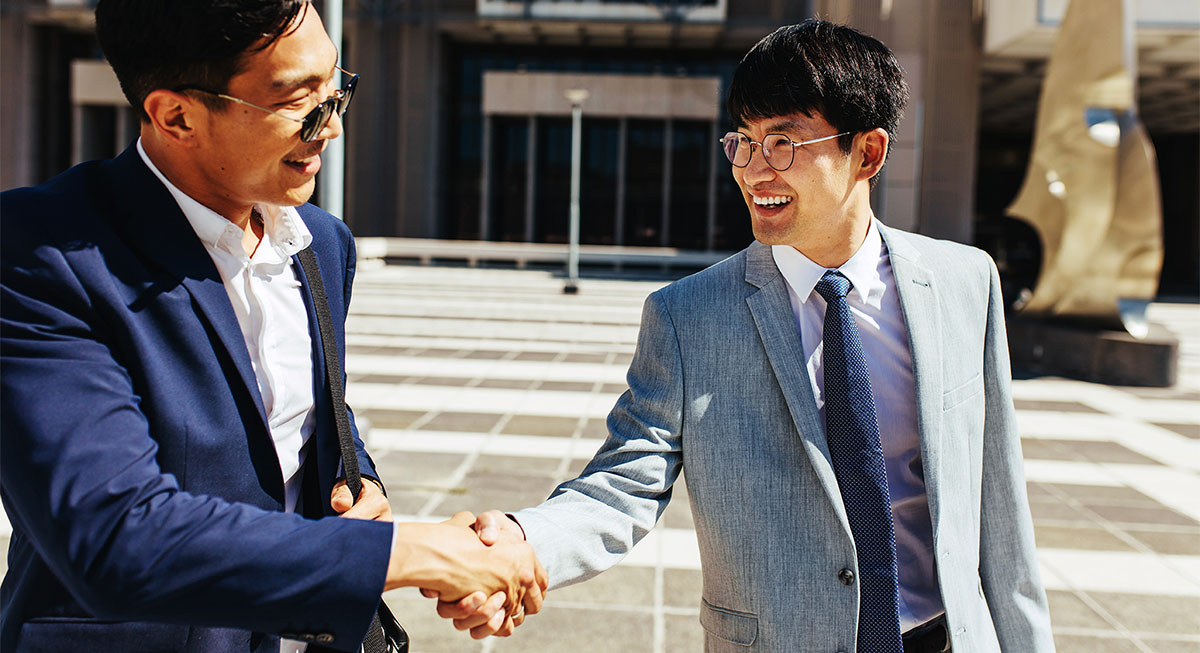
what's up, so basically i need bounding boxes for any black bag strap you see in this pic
[297,246,409,653]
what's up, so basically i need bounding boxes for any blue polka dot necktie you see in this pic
[814,270,903,653]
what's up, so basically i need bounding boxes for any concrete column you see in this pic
[1,12,34,190]
[480,114,492,240]
[661,118,673,247]
[525,115,537,242]
[615,117,628,246]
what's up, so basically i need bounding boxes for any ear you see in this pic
[856,127,889,182]
[142,90,203,147]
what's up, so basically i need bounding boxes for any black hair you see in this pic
[728,20,909,184]
[95,0,309,122]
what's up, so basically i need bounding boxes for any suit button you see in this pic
[838,568,855,585]
[316,633,334,644]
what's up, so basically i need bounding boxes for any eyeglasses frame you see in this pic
[719,130,854,171]
[175,65,358,143]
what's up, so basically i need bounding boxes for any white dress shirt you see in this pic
[772,219,944,631]
[137,141,316,511]
[139,142,319,653]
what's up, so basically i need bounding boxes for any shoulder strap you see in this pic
[296,248,363,502]
[296,246,409,653]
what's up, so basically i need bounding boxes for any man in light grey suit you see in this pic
[440,19,1054,652]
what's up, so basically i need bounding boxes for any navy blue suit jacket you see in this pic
[0,145,393,652]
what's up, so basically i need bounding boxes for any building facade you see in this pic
[1,0,1196,296]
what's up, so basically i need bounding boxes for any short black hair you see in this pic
[728,20,909,184]
[95,0,309,122]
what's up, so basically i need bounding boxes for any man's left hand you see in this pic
[331,478,393,521]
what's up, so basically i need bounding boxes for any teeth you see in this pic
[753,195,792,206]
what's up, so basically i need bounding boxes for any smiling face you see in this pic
[185,6,342,218]
[734,111,877,266]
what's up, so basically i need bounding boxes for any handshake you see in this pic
[332,478,547,639]
[386,509,547,639]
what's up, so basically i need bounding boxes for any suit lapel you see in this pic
[879,224,945,537]
[104,145,273,442]
[743,242,850,526]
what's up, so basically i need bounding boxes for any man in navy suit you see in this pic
[0,1,544,651]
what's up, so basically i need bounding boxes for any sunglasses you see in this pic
[176,66,358,143]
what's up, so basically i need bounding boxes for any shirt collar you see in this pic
[771,217,886,308]
[136,138,313,260]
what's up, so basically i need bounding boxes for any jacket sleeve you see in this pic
[977,254,1056,651]
[513,290,685,589]
[0,237,391,652]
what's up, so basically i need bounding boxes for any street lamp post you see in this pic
[563,89,589,294]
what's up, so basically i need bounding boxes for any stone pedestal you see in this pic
[1006,316,1179,387]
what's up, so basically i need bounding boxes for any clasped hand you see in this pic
[333,482,546,638]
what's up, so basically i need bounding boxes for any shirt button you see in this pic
[838,568,855,585]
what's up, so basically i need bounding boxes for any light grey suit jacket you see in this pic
[514,223,1055,652]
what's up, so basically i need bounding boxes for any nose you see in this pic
[317,107,343,142]
[740,144,776,184]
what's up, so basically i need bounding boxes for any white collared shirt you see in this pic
[137,140,316,514]
[772,219,944,630]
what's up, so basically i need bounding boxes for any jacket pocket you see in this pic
[943,372,983,411]
[699,598,758,646]
[18,618,188,652]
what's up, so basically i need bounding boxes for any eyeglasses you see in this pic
[176,66,358,143]
[719,131,852,171]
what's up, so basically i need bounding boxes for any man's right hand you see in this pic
[385,512,547,621]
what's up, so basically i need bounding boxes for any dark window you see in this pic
[624,119,665,246]
[581,118,620,245]
[669,120,711,249]
[490,117,530,242]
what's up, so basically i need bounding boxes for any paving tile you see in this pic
[1029,499,1094,524]
[388,489,441,516]
[664,614,705,650]
[1046,590,1112,629]
[373,450,467,488]
[361,408,427,430]
[490,606,654,653]
[463,469,560,495]
[663,569,703,610]
[565,458,592,478]
[582,418,610,438]
[613,354,634,365]
[410,348,464,358]
[476,378,535,390]
[474,454,563,475]
[516,351,559,362]
[422,412,503,432]
[462,350,508,360]
[1015,399,1105,413]
[502,415,581,437]
[1088,592,1200,636]
[353,373,418,385]
[411,376,474,387]
[538,381,596,393]
[1087,504,1199,527]
[1152,422,1200,439]
[1052,634,1143,652]
[1046,483,1159,505]
[1125,528,1200,555]
[563,353,609,364]
[601,383,628,395]
[1022,439,1160,465]
[1140,639,1200,652]
[546,565,655,606]
[1035,524,1136,551]
[435,487,555,516]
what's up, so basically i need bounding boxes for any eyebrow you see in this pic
[271,54,341,92]
[763,119,806,135]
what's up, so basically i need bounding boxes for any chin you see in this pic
[282,180,317,207]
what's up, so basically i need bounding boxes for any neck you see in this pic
[140,128,255,229]
[797,192,875,268]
